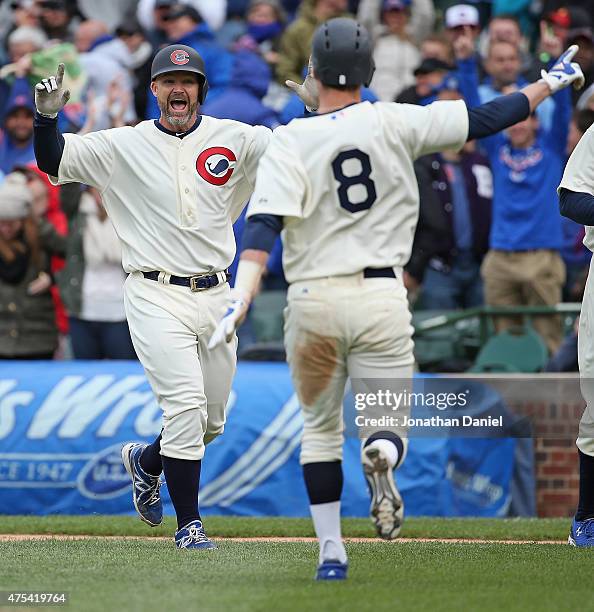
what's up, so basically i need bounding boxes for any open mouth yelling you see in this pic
[168,96,189,114]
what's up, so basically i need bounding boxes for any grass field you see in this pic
[0,516,589,612]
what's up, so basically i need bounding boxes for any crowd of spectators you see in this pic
[0,0,593,365]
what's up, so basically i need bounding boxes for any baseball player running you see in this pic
[32,44,311,549]
[558,124,594,547]
[209,19,584,578]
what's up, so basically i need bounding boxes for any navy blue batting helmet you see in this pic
[311,18,375,88]
[151,44,209,104]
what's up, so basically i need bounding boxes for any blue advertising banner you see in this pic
[0,362,516,517]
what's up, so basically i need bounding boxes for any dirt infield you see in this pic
[0,534,566,545]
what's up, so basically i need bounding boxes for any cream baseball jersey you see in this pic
[247,100,469,283]
[558,123,594,252]
[50,117,271,276]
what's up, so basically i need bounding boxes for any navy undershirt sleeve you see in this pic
[241,213,283,253]
[559,188,594,225]
[33,112,65,177]
[467,92,530,141]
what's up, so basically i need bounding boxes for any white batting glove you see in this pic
[540,45,585,93]
[286,57,319,112]
[34,63,71,118]
[208,288,251,349]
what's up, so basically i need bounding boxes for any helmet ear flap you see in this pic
[199,75,209,104]
[364,58,376,88]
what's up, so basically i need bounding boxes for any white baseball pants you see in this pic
[283,271,415,464]
[124,271,237,460]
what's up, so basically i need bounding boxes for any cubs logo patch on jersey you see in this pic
[170,49,190,65]
[196,146,237,186]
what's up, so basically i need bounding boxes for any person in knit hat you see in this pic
[0,172,64,359]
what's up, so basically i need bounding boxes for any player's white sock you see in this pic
[310,501,347,564]
[366,438,398,468]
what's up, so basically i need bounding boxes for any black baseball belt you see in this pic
[142,270,230,291]
[362,267,396,278]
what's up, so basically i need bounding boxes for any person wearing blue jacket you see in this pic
[145,3,233,118]
[477,76,572,353]
[202,50,279,128]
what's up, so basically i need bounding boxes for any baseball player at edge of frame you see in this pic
[209,19,585,579]
[559,123,594,547]
[32,45,312,549]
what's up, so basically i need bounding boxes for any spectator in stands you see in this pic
[36,0,76,42]
[6,24,47,63]
[20,164,69,352]
[136,0,173,47]
[58,185,136,360]
[443,4,481,48]
[75,0,137,31]
[9,0,39,31]
[490,0,537,39]
[368,0,420,102]
[276,0,350,86]
[152,3,232,105]
[0,86,35,174]
[395,57,454,105]
[0,172,63,359]
[406,85,492,309]
[114,19,153,122]
[233,0,287,69]
[74,20,136,130]
[137,0,228,35]
[420,33,454,65]
[0,25,46,121]
[357,0,435,46]
[486,14,541,80]
[477,84,571,354]
[202,51,279,128]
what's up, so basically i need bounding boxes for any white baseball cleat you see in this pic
[362,445,404,540]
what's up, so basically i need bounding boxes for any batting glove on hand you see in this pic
[208,288,251,349]
[540,45,585,93]
[286,57,319,112]
[34,63,71,118]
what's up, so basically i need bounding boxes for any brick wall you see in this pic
[531,400,583,517]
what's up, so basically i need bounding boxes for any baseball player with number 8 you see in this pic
[32,45,312,549]
[209,19,584,578]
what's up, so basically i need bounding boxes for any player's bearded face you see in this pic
[154,73,200,129]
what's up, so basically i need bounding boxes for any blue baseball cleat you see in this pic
[315,559,348,581]
[175,520,217,550]
[568,517,594,547]
[121,442,163,527]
